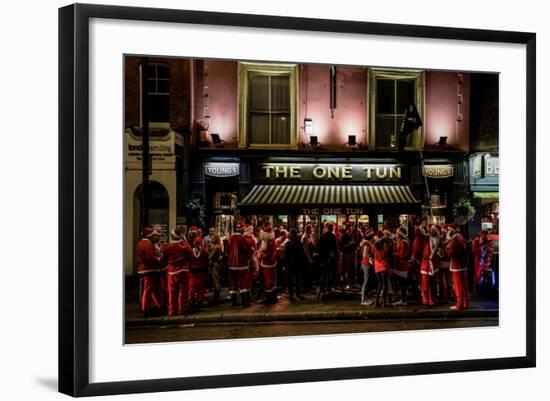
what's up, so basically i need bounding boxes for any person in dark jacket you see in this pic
[283,229,307,301]
[317,223,339,294]
[398,104,422,151]
[339,223,359,288]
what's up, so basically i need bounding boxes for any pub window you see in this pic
[238,63,298,148]
[369,69,424,151]
[140,62,170,127]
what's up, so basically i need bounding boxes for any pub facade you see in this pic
[125,56,484,265]
[182,60,472,240]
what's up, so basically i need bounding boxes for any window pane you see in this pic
[271,75,290,112]
[272,114,290,144]
[146,64,156,78]
[250,113,269,144]
[147,79,156,94]
[156,79,170,94]
[249,75,269,111]
[155,65,170,79]
[396,80,415,115]
[375,115,395,149]
[376,79,395,113]
[148,94,169,122]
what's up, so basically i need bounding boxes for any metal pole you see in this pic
[417,130,433,219]
[140,57,150,232]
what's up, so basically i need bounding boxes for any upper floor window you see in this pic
[238,63,298,148]
[140,62,170,127]
[369,69,424,151]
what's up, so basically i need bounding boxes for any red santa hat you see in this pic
[260,225,274,241]
[143,225,159,238]
[171,226,184,240]
[244,224,254,236]
[187,225,199,234]
[429,224,440,234]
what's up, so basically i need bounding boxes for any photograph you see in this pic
[124,55,500,344]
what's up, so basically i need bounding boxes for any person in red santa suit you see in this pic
[162,226,191,315]
[445,223,469,311]
[227,222,254,308]
[259,223,278,304]
[471,229,494,293]
[420,224,444,307]
[393,227,412,306]
[136,225,163,317]
[244,223,259,298]
[409,220,428,303]
[438,225,453,304]
[187,233,209,309]
[371,231,390,308]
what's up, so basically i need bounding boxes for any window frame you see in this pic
[139,62,171,129]
[368,69,425,151]
[238,62,299,149]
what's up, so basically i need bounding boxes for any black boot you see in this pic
[241,292,251,308]
[210,289,220,306]
[231,293,239,307]
[264,291,275,305]
[382,290,388,308]
[374,289,381,308]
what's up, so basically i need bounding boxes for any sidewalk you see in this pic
[126,285,498,327]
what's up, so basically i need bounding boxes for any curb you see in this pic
[126,309,499,327]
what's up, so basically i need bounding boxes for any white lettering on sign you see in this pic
[322,208,342,214]
[485,156,499,176]
[262,164,403,181]
[204,163,240,178]
[423,165,454,178]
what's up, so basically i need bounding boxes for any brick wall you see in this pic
[124,56,191,130]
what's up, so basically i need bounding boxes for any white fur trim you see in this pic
[229,265,249,271]
[261,262,277,268]
[171,229,182,239]
[167,268,186,275]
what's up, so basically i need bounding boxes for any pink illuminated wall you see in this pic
[425,71,470,151]
[298,64,368,148]
[197,61,471,152]
[202,60,238,145]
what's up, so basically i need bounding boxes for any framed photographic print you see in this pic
[58,3,536,397]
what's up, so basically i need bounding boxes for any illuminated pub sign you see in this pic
[471,154,499,179]
[204,162,240,178]
[302,207,364,215]
[422,164,454,178]
[252,163,409,183]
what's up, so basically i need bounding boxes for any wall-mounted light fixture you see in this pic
[437,136,448,146]
[210,133,225,147]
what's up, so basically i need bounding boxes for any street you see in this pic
[125,317,498,344]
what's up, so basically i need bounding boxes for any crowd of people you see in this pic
[135,219,495,317]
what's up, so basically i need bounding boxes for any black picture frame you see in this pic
[58,3,536,397]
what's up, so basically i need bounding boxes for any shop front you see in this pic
[421,159,462,226]
[469,152,499,238]
[202,161,241,240]
[235,160,422,237]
